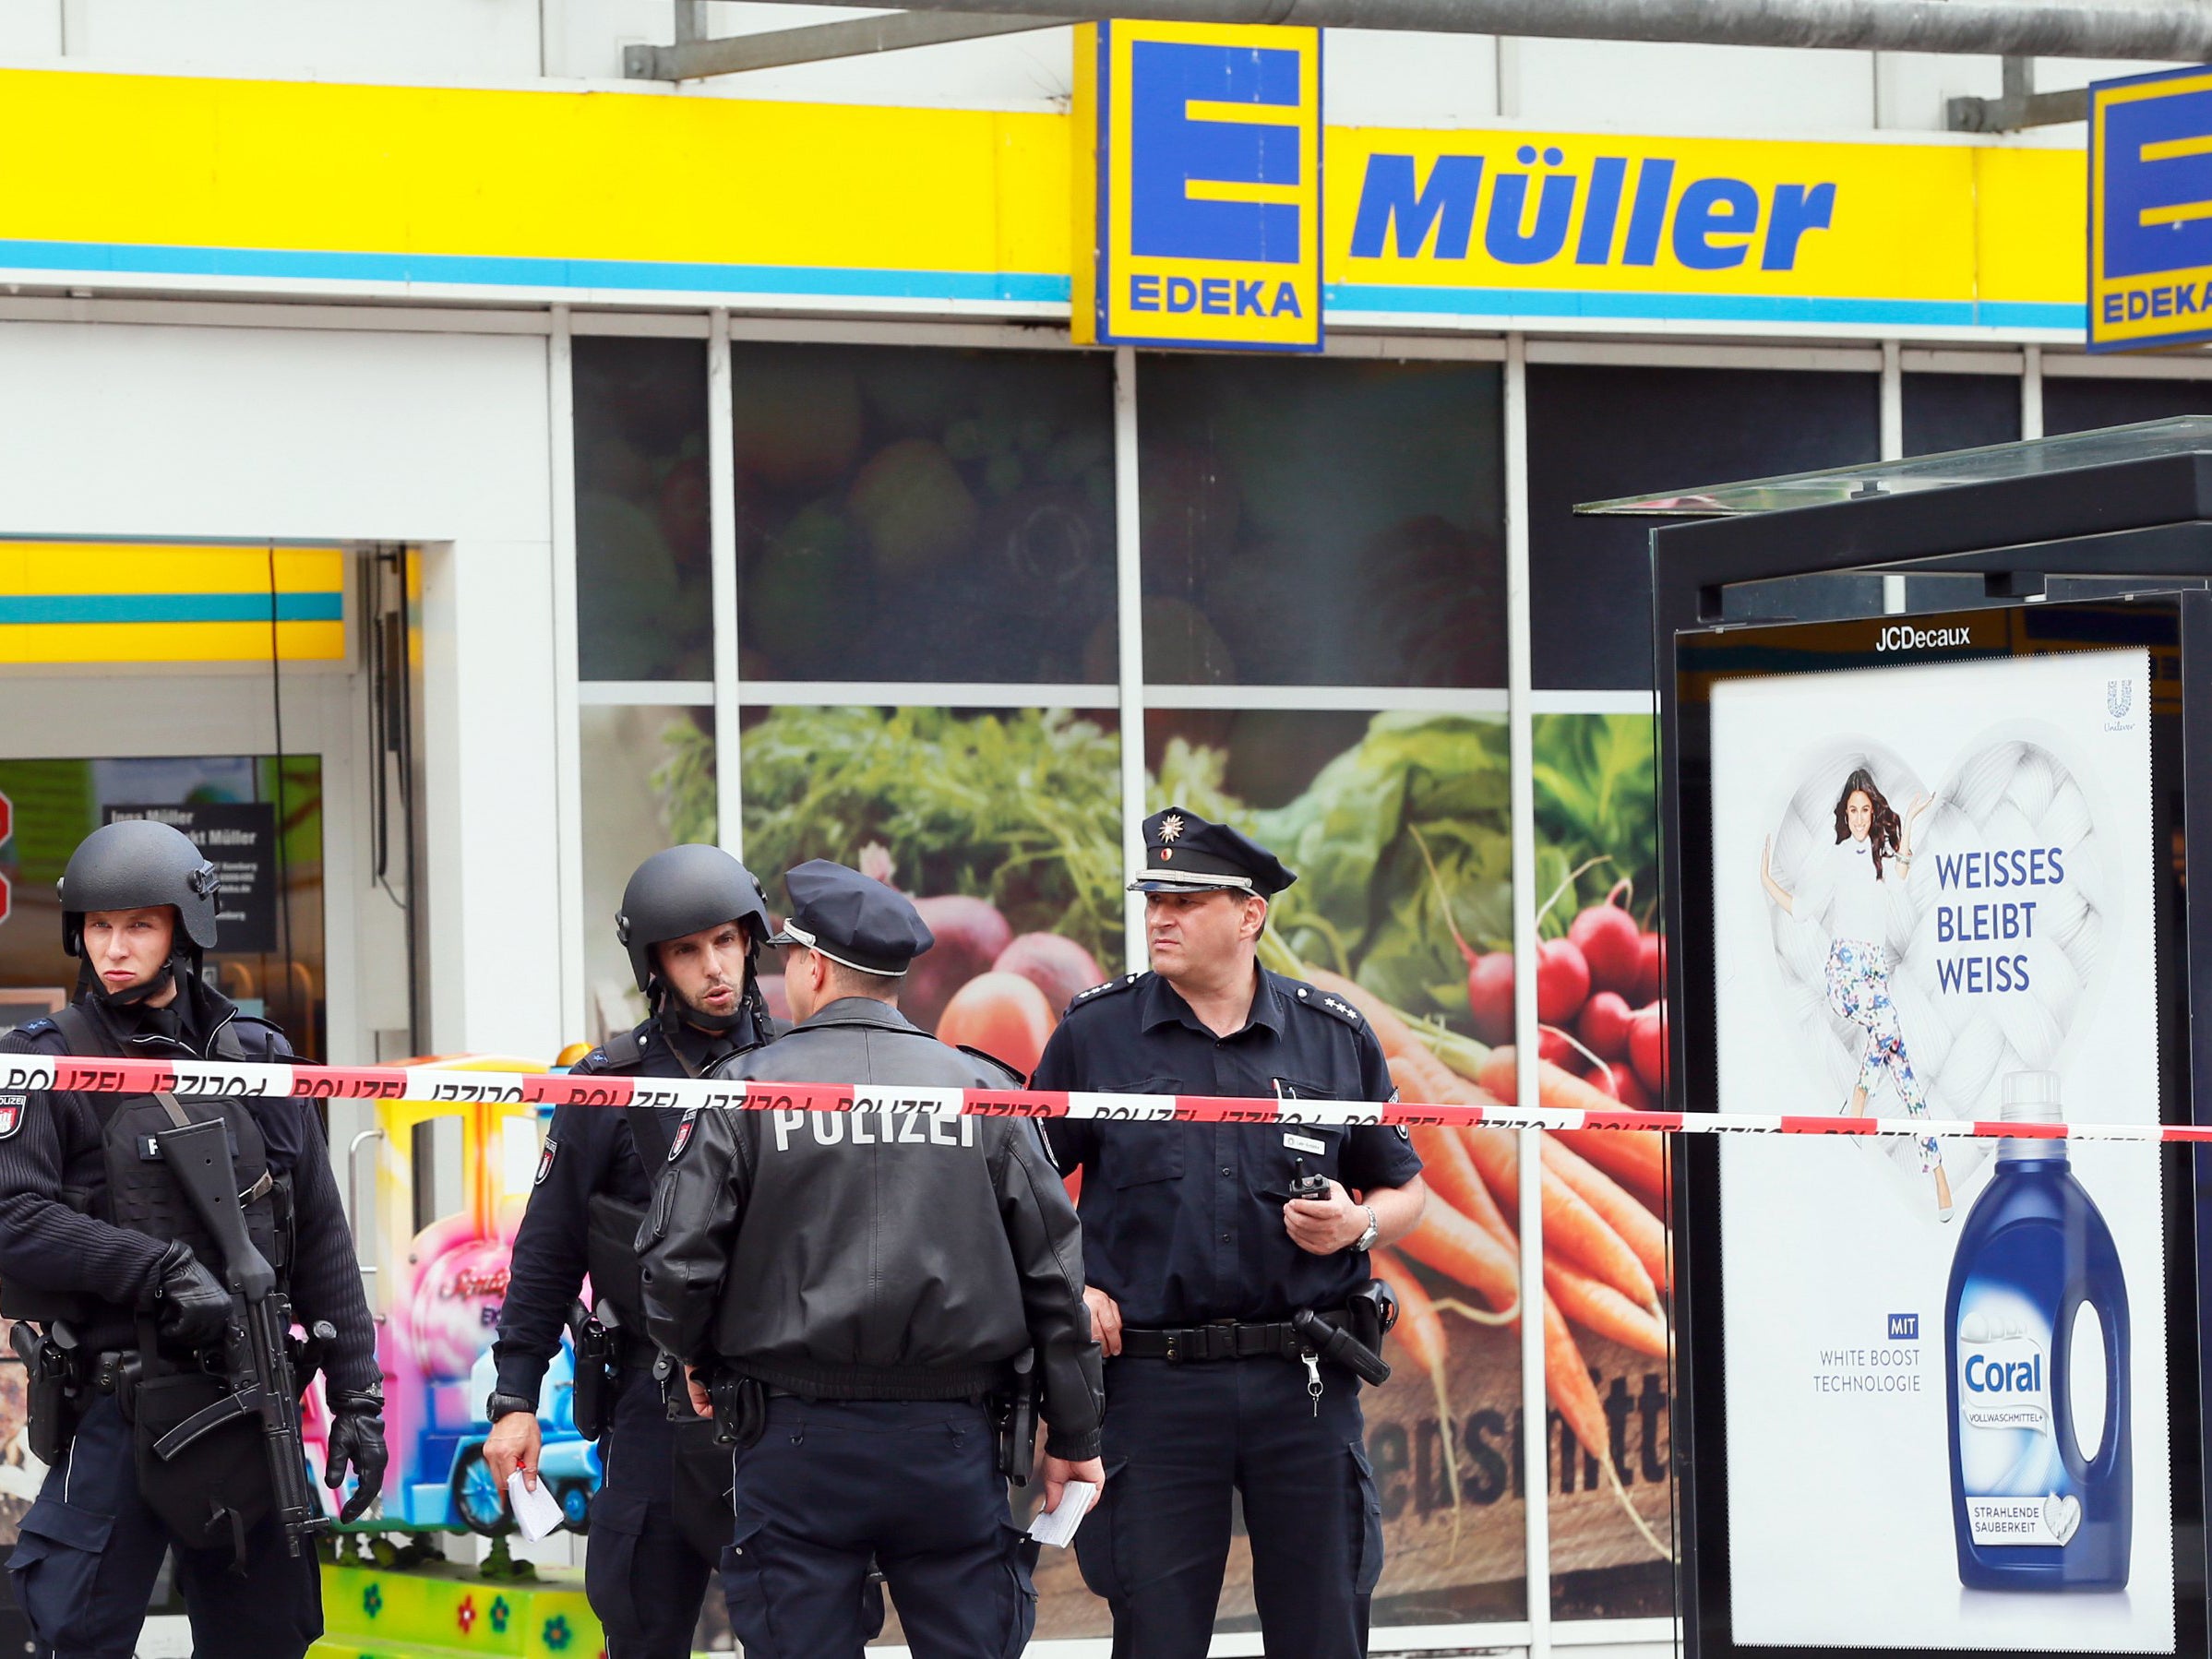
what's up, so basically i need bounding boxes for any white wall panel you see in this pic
[0,320,564,1057]
[1501,38,1875,134]
[1325,30,1499,129]
[44,0,541,83]
[0,322,550,544]
[0,3,60,55]
[419,537,567,1060]
[1871,51,2004,132]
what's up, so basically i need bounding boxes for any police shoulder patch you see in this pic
[0,1094,25,1139]
[1287,980,1363,1027]
[667,1106,700,1162]
[533,1136,558,1185]
[1066,972,1144,1015]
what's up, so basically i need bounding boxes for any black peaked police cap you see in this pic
[768,858,936,977]
[1128,806,1297,898]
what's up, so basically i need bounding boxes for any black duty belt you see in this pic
[1120,1314,1344,1364]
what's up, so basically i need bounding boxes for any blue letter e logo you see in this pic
[1130,42,1302,264]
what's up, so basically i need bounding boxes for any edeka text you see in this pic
[1348,148,1835,271]
[1127,274,1303,317]
[2100,281,2212,328]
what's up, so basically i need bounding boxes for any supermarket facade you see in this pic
[0,32,2199,1651]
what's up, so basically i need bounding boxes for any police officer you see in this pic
[1031,808,1428,1659]
[485,843,778,1659]
[640,860,1106,1659]
[0,818,386,1659]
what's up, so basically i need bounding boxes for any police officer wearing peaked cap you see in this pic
[486,843,784,1659]
[641,859,1106,1659]
[1032,807,1429,1659]
[0,818,386,1659]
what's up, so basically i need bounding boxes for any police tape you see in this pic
[0,1053,2204,1143]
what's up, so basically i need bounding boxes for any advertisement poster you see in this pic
[1711,648,2172,1652]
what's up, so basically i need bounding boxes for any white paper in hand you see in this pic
[1026,1482,1095,1549]
[507,1471,566,1542]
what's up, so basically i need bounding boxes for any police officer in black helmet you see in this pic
[485,843,780,1658]
[0,818,386,1659]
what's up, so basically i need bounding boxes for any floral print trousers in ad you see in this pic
[1825,937,1942,1175]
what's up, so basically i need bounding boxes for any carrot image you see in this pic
[1396,1196,1520,1320]
[1459,1125,1659,1317]
[1543,1136,1669,1295]
[1373,1247,1465,1550]
[1477,1044,1670,1204]
[1546,1259,1668,1358]
[1406,1120,1499,1234]
[1554,1128,1668,1207]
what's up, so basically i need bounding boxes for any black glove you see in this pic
[151,1241,231,1348]
[326,1390,389,1524]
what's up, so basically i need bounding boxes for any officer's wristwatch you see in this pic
[1350,1205,1380,1253]
[485,1391,537,1425]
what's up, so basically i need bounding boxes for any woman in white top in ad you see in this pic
[1759,767,1952,1218]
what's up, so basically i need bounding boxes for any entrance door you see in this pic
[0,542,414,1063]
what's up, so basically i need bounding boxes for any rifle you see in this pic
[152,1117,329,1556]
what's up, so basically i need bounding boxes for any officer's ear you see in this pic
[1239,893,1269,943]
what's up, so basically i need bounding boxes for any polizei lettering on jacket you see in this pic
[1349,148,1836,270]
[771,1107,976,1152]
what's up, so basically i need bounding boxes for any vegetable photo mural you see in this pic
[608,698,1672,1632]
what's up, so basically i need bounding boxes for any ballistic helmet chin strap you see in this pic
[78,949,191,1010]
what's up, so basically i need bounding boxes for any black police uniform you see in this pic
[0,979,382,1659]
[490,1016,763,1658]
[640,861,1105,1659]
[492,841,782,1659]
[1031,809,1421,1659]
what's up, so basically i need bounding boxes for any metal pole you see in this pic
[763,0,2212,57]
[709,312,746,865]
[1504,333,1552,1659]
[546,306,588,1045]
[1114,346,1151,974]
[628,11,1076,78]
[1880,340,1906,615]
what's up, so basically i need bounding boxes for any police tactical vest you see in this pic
[18,1005,287,1324]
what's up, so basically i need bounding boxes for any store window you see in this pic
[0,755,327,1054]
[732,344,1117,685]
[579,703,715,1036]
[1526,364,1880,690]
[2044,373,2212,436]
[1136,355,1506,689]
[739,704,1122,1051]
[1903,370,2020,457]
[574,337,714,683]
[1140,706,1547,1627]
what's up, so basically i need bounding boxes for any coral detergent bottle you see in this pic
[1945,1070,2132,1590]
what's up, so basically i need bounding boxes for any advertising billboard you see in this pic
[1695,605,2182,1653]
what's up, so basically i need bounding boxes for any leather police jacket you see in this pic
[639,997,1104,1460]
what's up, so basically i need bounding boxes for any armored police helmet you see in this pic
[58,818,221,958]
[616,844,773,995]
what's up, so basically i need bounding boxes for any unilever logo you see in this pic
[2109,679,2133,721]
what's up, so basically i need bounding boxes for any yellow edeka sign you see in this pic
[1072,21,1323,352]
[2089,66,2212,352]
